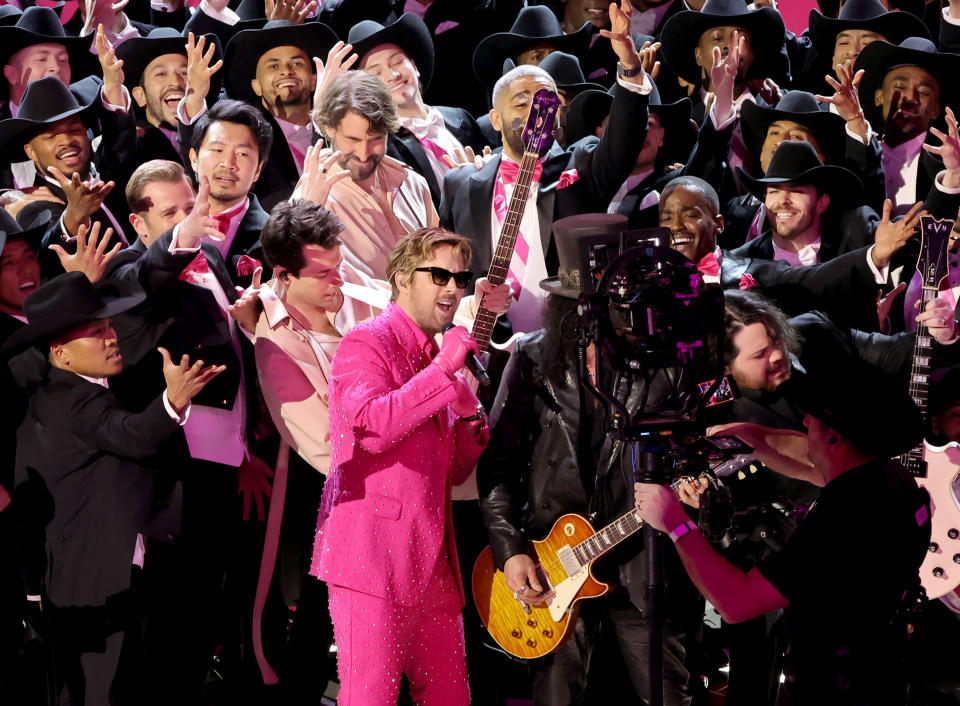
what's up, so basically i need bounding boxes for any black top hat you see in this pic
[0,7,98,100]
[0,76,97,164]
[740,91,847,169]
[780,356,923,459]
[660,0,785,86]
[540,213,630,299]
[0,6,22,26]
[348,14,435,91]
[808,0,930,66]
[853,36,960,134]
[737,140,862,203]
[564,82,695,163]
[117,28,223,101]
[473,6,592,90]
[224,20,339,104]
[2,272,147,357]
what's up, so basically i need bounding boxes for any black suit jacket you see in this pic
[439,82,650,277]
[388,106,486,207]
[14,367,180,607]
[103,230,243,413]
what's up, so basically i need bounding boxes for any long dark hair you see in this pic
[539,294,587,387]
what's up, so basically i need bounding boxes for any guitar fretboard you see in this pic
[571,510,645,566]
[471,150,541,352]
[900,287,936,477]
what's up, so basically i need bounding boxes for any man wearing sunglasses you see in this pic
[310,226,492,705]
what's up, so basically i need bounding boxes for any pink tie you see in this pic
[495,160,543,300]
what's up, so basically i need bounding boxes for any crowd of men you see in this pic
[1,0,960,704]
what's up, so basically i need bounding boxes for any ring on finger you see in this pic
[518,585,527,593]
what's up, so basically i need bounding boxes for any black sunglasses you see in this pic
[413,267,474,289]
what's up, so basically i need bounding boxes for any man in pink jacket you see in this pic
[312,226,489,705]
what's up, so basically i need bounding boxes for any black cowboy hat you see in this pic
[224,20,339,104]
[564,82,696,163]
[0,203,48,257]
[816,0,925,21]
[0,7,99,101]
[116,27,223,102]
[660,0,785,86]
[808,0,930,66]
[2,271,146,358]
[0,76,98,164]
[780,354,923,458]
[740,91,847,170]
[737,140,862,204]
[473,6,592,90]
[348,13,435,91]
[540,213,631,298]
[0,6,22,26]
[853,36,960,135]
[318,0,396,40]
[500,51,604,95]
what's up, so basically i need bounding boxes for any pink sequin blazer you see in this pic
[311,303,488,607]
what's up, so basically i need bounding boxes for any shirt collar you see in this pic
[78,373,109,388]
[882,131,927,158]
[399,107,446,139]
[389,301,438,359]
[772,236,821,266]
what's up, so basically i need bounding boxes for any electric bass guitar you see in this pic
[903,215,960,599]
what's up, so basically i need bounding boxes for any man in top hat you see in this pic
[349,13,487,208]
[116,27,223,167]
[441,1,655,336]
[564,80,696,226]
[179,19,337,209]
[311,70,439,281]
[659,0,788,123]
[854,36,960,214]
[477,212,706,706]
[9,271,224,706]
[635,340,931,704]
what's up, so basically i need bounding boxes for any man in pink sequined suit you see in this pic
[311,227,491,705]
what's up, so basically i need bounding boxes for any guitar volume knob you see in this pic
[526,618,538,627]
[526,639,537,648]
[542,628,554,638]
[511,629,522,639]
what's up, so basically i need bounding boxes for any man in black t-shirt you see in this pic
[635,353,931,705]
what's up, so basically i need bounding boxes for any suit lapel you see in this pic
[466,157,500,272]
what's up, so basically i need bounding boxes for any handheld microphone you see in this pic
[441,323,491,387]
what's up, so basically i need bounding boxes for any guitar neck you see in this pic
[900,287,937,475]
[471,151,540,352]
[571,509,645,566]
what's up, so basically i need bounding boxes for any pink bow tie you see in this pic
[499,158,543,186]
[697,251,721,279]
[180,251,211,283]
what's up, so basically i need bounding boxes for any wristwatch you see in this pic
[460,404,486,423]
[617,62,643,79]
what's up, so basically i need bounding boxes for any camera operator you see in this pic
[477,214,703,706]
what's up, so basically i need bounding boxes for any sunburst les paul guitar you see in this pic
[902,216,960,599]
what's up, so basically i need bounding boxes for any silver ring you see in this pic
[512,591,519,600]
[518,585,527,594]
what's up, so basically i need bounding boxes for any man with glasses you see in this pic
[310,227,491,705]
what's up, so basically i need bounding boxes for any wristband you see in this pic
[617,62,643,79]
[667,520,699,543]
[460,404,486,423]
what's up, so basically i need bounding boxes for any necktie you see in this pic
[494,159,543,301]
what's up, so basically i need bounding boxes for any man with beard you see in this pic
[179,21,337,209]
[116,27,222,167]
[441,0,653,335]
[311,70,438,280]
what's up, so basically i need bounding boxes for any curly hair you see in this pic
[723,289,801,367]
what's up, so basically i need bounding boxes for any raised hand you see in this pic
[312,41,358,121]
[599,1,641,79]
[158,346,227,414]
[441,145,494,171]
[816,59,865,124]
[925,106,960,188]
[709,29,742,122]
[94,24,125,107]
[637,39,661,84]
[228,266,263,335]
[47,165,116,237]
[176,176,224,248]
[49,220,122,283]
[183,32,223,122]
[872,199,926,269]
[265,0,317,24]
[296,142,350,205]
[82,0,129,37]
[238,453,274,522]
